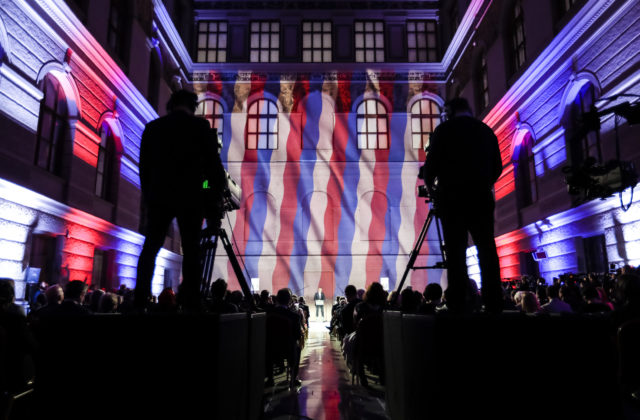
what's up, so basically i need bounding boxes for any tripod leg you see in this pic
[395,212,433,295]
[200,232,219,296]
[218,229,254,309]
[434,213,447,267]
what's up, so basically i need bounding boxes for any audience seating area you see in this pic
[30,313,264,420]
[384,311,622,420]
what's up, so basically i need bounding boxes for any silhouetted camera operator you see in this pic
[420,98,504,313]
[135,90,226,311]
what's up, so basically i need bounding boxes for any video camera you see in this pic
[222,171,241,211]
[562,96,640,204]
[563,157,638,201]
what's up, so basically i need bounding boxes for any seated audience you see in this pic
[540,284,573,314]
[98,293,119,314]
[521,291,540,314]
[208,279,238,313]
[582,285,612,313]
[340,285,362,338]
[40,280,90,316]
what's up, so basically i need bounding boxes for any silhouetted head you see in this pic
[423,283,443,303]
[98,293,119,313]
[547,284,560,300]
[364,282,386,306]
[0,279,15,310]
[521,291,540,314]
[158,287,176,307]
[582,285,599,302]
[276,288,292,306]
[167,89,198,114]
[400,287,419,313]
[65,280,88,304]
[260,290,270,303]
[211,278,228,298]
[45,284,64,305]
[444,97,473,118]
[344,285,357,300]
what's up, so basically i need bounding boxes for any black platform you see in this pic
[384,311,622,420]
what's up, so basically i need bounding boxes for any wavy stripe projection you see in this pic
[203,72,445,298]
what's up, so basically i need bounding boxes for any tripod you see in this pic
[395,198,447,295]
[200,224,254,309]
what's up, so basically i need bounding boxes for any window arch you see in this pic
[196,98,225,144]
[410,99,441,150]
[35,74,69,175]
[95,122,120,202]
[514,130,536,209]
[475,51,490,113]
[508,0,527,76]
[561,81,599,167]
[246,98,278,149]
[356,99,388,150]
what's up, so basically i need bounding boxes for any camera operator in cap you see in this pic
[420,97,504,313]
[135,90,226,311]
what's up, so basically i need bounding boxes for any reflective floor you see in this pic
[263,321,390,420]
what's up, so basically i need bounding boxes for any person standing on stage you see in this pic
[314,287,326,320]
[421,97,504,314]
[135,90,225,311]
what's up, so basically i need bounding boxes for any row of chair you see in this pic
[30,313,265,420]
[383,312,627,420]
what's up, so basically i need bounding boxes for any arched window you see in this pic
[475,52,489,113]
[410,99,441,150]
[514,132,536,208]
[357,99,388,150]
[246,99,278,149]
[35,75,69,175]
[562,82,598,166]
[95,123,120,202]
[509,0,527,75]
[196,98,224,143]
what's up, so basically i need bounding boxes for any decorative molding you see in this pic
[33,0,159,123]
[483,0,623,131]
[36,60,82,119]
[152,0,194,71]
[0,13,12,64]
[0,64,43,102]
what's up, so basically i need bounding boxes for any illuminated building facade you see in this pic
[0,0,638,302]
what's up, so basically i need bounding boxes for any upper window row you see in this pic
[195,97,441,151]
[196,20,437,63]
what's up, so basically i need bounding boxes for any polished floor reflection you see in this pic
[263,321,390,420]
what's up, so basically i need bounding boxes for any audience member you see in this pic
[208,279,238,313]
[98,293,119,314]
[419,283,444,314]
[521,291,540,314]
[582,285,612,313]
[399,287,420,314]
[540,284,573,314]
[340,285,362,337]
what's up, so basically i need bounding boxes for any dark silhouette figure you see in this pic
[422,97,504,313]
[135,90,226,310]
